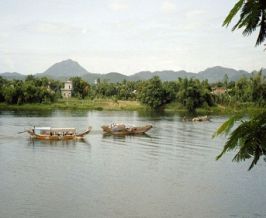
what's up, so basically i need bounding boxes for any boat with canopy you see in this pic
[27,126,92,140]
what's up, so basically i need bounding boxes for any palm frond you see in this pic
[256,12,266,45]
[216,120,248,160]
[212,114,243,138]
[232,1,260,32]
[223,0,266,46]
[215,112,266,170]
[223,0,245,27]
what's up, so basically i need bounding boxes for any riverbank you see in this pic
[0,98,265,115]
[0,99,146,111]
[165,101,266,115]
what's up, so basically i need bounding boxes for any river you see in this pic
[0,110,265,218]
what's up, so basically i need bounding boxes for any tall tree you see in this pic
[137,76,167,110]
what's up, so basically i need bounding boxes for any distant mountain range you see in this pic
[0,72,26,80]
[36,59,89,79]
[1,59,265,83]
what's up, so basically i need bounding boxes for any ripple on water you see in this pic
[1,111,266,218]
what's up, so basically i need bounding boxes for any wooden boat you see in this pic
[192,115,210,122]
[101,123,152,135]
[27,126,92,140]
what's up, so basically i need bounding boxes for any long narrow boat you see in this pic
[27,126,92,140]
[101,123,152,135]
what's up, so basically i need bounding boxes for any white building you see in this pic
[61,80,73,98]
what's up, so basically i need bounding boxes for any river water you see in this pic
[0,110,265,218]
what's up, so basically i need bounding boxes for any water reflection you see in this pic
[28,138,91,147]
[1,110,266,218]
[102,133,152,139]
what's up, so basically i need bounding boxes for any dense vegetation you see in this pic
[213,71,266,106]
[0,75,61,104]
[213,0,266,170]
[1,71,265,113]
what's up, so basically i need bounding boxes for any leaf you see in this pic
[215,112,266,170]
[212,114,243,138]
[256,13,266,46]
[223,0,245,27]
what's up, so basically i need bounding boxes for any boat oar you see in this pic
[17,130,28,134]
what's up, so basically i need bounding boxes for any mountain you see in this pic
[36,59,90,79]
[101,72,128,83]
[1,59,265,83]
[153,70,195,81]
[0,72,26,80]
[128,70,195,81]
[129,71,153,81]
[197,66,250,83]
[81,72,128,83]
[128,67,250,82]
[127,67,250,82]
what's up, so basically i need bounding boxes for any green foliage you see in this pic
[250,71,266,105]
[163,81,179,103]
[213,115,243,138]
[70,77,90,99]
[0,76,6,102]
[0,76,57,104]
[214,112,266,170]
[223,0,266,46]
[1,72,265,113]
[137,76,167,110]
[213,71,266,106]
[176,78,214,113]
[215,0,266,171]
[117,80,138,100]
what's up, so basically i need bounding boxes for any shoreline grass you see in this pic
[0,98,265,115]
[164,101,266,115]
[0,98,147,111]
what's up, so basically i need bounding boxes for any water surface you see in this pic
[0,110,265,218]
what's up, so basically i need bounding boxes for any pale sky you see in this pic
[0,0,265,75]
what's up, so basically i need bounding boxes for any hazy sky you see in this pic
[0,0,265,75]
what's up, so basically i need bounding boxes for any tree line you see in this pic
[1,72,265,112]
[0,75,61,104]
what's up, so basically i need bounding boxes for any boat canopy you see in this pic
[34,127,51,130]
[51,128,76,132]
[33,127,76,133]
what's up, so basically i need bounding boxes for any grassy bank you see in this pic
[0,98,265,115]
[0,98,146,111]
[165,101,266,115]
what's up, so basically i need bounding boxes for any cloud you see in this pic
[184,10,207,31]
[109,0,129,11]
[185,10,206,18]
[20,21,84,35]
[0,55,16,72]
[162,0,176,14]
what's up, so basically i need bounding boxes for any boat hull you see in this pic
[27,127,92,140]
[101,125,152,135]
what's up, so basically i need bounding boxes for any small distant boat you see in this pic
[192,115,210,122]
[101,123,152,135]
[27,126,92,140]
